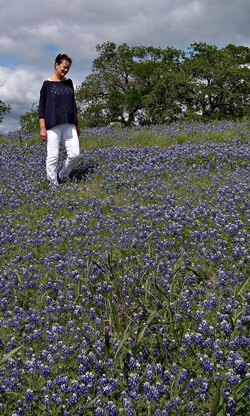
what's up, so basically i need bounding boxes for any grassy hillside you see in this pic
[0,121,249,415]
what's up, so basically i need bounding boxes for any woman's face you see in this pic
[55,59,71,79]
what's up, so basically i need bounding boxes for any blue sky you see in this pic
[0,0,250,132]
[0,54,23,67]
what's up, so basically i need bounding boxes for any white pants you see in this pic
[46,123,80,184]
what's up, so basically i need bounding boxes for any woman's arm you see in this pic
[38,82,47,142]
[39,118,47,142]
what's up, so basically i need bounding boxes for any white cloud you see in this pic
[0,36,17,53]
[0,0,250,131]
[0,67,43,132]
[0,68,42,103]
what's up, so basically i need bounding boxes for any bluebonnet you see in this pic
[1,121,249,414]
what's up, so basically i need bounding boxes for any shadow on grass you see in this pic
[68,160,99,182]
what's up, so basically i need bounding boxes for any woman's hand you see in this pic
[40,127,47,142]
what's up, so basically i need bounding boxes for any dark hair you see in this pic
[54,53,72,68]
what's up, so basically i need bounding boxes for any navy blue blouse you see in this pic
[38,79,78,130]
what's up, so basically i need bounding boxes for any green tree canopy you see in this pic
[184,42,250,120]
[76,42,186,126]
[20,104,39,134]
[76,41,250,127]
[0,99,11,124]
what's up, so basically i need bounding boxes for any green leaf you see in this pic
[234,377,250,396]
[114,320,133,359]
[210,380,222,416]
[71,393,101,413]
[0,346,22,365]
[134,308,163,348]
[234,275,250,298]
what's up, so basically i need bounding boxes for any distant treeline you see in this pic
[6,41,250,133]
[0,100,11,125]
[76,41,250,127]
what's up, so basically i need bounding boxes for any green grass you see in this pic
[0,121,249,415]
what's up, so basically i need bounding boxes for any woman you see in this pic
[39,53,80,186]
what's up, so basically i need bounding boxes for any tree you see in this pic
[76,41,250,127]
[20,104,39,133]
[0,99,11,124]
[184,42,250,120]
[76,42,177,127]
[141,48,192,124]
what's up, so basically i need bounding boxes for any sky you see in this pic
[0,0,250,132]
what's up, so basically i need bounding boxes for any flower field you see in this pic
[0,122,249,415]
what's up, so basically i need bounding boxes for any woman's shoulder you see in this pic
[65,78,73,85]
[40,80,49,93]
[41,79,50,87]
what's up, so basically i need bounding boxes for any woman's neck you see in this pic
[50,73,66,81]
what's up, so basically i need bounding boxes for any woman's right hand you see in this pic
[40,127,47,142]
